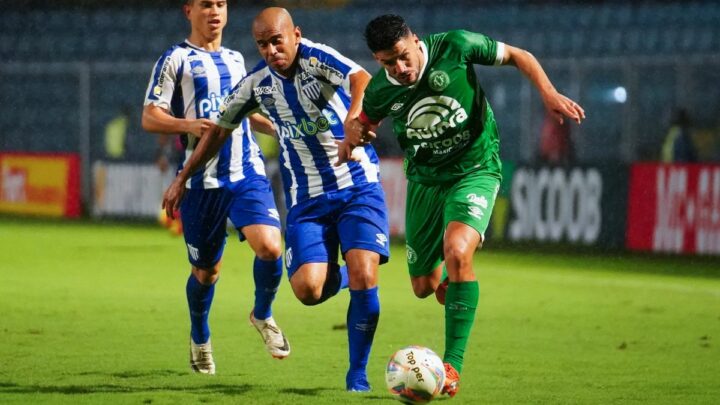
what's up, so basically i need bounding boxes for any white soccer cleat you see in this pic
[190,338,216,375]
[250,311,290,359]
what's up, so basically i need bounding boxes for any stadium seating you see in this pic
[0,2,718,163]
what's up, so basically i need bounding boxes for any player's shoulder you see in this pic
[154,41,194,64]
[425,30,481,49]
[298,37,343,59]
[221,47,245,62]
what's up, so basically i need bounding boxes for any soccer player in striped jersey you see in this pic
[142,0,290,375]
[163,7,390,391]
[340,14,585,397]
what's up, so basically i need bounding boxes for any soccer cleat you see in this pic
[442,362,460,397]
[346,371,371,392]
[250,311,290,359]
[190,338,216,375]
[435,278,449,305]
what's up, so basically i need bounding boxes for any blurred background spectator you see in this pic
[661,108,697,163]
[538,111,574,165]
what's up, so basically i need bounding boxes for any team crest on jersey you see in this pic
[406,244,417,264]
[261,97,275,107]
[428,70,450,92]
[301,79,320,100]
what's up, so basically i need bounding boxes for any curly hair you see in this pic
[364,14,412,53]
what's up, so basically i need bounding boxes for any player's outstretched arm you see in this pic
[337,70,376,166]
[142,104,214,137]
[503,45,586,124]
[162,124,231,218]
[248,113,276,138]
[337,116,378,166]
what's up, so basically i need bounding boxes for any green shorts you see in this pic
[405,170,500,277]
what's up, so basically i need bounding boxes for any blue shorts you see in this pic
[284,182,390,278]
[180,176,280,269]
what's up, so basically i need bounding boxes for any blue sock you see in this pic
[316,264,349,304]
[346,286,380,391]
[252,256,283,320]
[186,274,216,344]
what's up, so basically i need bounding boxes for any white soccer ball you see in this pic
[385,346,446,404]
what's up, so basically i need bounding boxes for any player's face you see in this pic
[185,0,227,40]
[253,22,301,76]
[373,34,423,86]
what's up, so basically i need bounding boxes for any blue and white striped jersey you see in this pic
[144,40,266,189]
[217,38,380,208]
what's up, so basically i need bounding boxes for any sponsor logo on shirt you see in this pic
[277,109,340,139]
[404,96,472,161]
[199,91,228,117]
[466,193,488,209]
[308,56,343,81]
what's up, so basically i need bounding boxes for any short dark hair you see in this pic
[364,14,412,53]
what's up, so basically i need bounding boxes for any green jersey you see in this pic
[363,30,504,184]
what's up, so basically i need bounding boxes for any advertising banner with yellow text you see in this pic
[0,152,81,218]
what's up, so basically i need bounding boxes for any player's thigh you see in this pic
[337,183,390,265]
[405,180,446,277]
[443,170,501,245]
[284,199,339,279]
[228,176,281,243]
[180,188,234,270]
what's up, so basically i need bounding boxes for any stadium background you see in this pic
[1,1,719,403]
[2,0,719,256]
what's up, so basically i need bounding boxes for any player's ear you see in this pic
[294,26,302,44]
[183,3,192,20]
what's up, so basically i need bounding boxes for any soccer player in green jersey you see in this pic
[338,14,585,397]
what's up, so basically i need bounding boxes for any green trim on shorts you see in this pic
[405,170,500,277]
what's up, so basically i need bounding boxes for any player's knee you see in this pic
[255,241,282,261]
[192,265,220,285]
[292,284,323,306]
[443,244,473,268]
[411,279,435,298]
[348,268,376,290]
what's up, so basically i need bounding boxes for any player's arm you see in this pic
[336,69,381,165]
[141,104,213,138]
[502,45,585,124]
[162,123,231,218]
[248,113,275,138]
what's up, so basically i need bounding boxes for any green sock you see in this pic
[444,280,479,373]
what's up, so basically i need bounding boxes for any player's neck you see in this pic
[187,32,223,52]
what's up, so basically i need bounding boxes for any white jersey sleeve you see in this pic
[216,73,260,130]
[143,47,183,111]
[299,38,363,93]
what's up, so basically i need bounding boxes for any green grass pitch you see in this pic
[0,218,718,404]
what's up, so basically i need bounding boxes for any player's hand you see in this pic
[188,118,214,138]
[336,117,376,166]
[343,117,377,146]
[335,139,362,166]
[162,178,186,219]
[543,91,585,124]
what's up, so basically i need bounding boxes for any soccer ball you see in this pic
[385,346,446,404]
